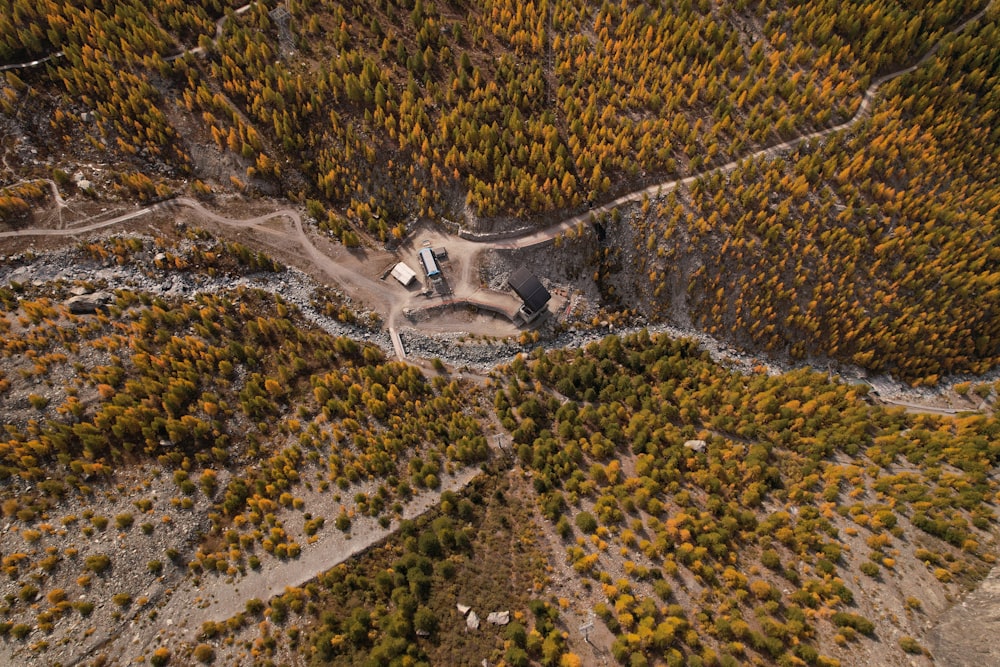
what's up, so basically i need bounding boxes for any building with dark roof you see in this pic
[507,268,551,321]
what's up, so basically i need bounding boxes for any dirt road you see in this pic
[4,0,992,346]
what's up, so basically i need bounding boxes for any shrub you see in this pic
[11,623,31,639]
[417,531,442,557]
[269,598,288,624]
[749,579,774,600]
[28,394,49,409]
[974,383,993,398]
[115,513,134,530]
[556,516,573,539]
[84,553,111,574]
[19,584,39,602]
[414,606,438,634]
[193,643,215,663]
[575,511,598,534]
[505,646,529,667]
[200,621,222,639]
[860,561,879,577]
[150,647,171,666]
[653,579,673,601]
[304,516,325,536]
[39,554,59,572]
[899,636,923,654]
[74,600,95,617]
[831,612,875,637]
[506,622,527,648]
[134,499,154,513]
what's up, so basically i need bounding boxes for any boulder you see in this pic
[487,611,510,626]
[683,439,707,452]
[456,603,471,616]
[66,291,113,314]
[466,610,480,631]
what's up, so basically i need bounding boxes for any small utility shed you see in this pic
[391,262,418,286]
[507,268,551,317]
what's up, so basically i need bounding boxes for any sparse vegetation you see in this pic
[492,331,999,665]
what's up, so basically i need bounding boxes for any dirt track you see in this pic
[3,0,993,348]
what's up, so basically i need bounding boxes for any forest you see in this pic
[0,0,988,225]
[3,241,996,664]
[0,231,494,664]
[618,4,1000,384]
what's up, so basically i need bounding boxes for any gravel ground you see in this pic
[5,232,993,411]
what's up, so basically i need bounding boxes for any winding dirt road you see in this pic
[1,2,992,411]
[0,3,253,69]
[491,0,993,250]
[2,1,993,381]
[0,51,64,72]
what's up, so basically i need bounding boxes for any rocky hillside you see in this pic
[0,233,997,665]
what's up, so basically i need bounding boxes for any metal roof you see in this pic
[507,268,551,314]
[391,262,417,286]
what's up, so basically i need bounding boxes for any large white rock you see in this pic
[487,611,510,626]
[683,439,707,452]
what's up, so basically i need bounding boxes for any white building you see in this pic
[391,262,418,286]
